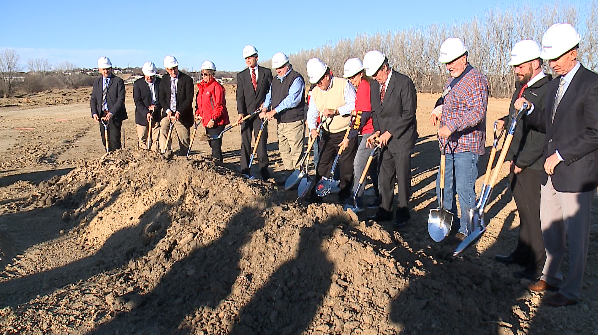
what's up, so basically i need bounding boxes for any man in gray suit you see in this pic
[363,50,418,228]
[517,23,598,307]
[90,56,127,151]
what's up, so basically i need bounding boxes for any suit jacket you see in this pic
[133,77,162,126]
[159,71,194,128]
[90,74,127,121]
[370,70,418,150]
[526,64,598,192]
[504,75,550,170]
[236,65,272,116]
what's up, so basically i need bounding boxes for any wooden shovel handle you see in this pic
[439,153,446,190]
[358,155,374,184]
[336,126,352,156]
[488,134,514,188]
[250,121,267,158]
[483,147,497,186]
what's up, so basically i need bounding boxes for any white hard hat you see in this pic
[97,57,112,69]
[540,23,581,60]
[201,60,216,71]
[243,45,258,59]
[363,51,386,77]
[508,40,541,66]
[271,52,289,69]
[306,58,328,84]
[142,61,157,76]
[343,58,364,78]
[438,38,468,63]
[163,55,179,69]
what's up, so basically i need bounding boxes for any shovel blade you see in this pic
[453,211,485,256]
[315,178,340,197]
[427,209,453,242]
[285,169,303,190]
[298,177,312,198]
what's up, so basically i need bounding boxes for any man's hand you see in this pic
[544,153,562,175]
[146,113,152,123]
[366,132,380,148]
[495,119,505,130]
[514,98,531,111]
[148,104,155,112]
[93,114,99,121]
[437,125,451,139]
[323,108,337,117]
[102,112,112,121]
[310,128,318,139]
[206,119,215,128]
[430,105,442,126]
[513,165,523,174]
[339,138,349,152]
[166,110,172,119]
[174,111,180,121]
[195,114,202,121]
[236,114,244,125]
[379,131,392,147]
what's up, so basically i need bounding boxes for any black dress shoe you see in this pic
[368,208,392,222]
[260,167,270,181]
[513,269,541,280]
[495,254,521,265]
[241,169,250,176]
[394,207,410,227]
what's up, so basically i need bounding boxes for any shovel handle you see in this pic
[488,134,514,188]
[146,117,153,149]
[249,120,267,168]
[439,153,446,190]
[483,147,497,186]
[162,120,174,154]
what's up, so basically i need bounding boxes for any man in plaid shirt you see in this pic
[430,37,488,240]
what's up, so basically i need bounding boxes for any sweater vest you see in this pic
[312,77,351,133]
[271,69,305,123]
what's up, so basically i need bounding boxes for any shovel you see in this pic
[187,117,202,158]
[161,117,175,154]
[244,119,268,179]
[428,142,453,242]
[297,153,313,198]
[454,102,528,255]
[209,109,259,141]
[101,119,109,153]
[343,141,381,212]
[315,123,353,197]
[285,124,321,190]
[146,115,153,150]
[476,121,505,209]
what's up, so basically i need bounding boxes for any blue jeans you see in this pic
[436,151,479,234]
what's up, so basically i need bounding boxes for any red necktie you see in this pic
[251,67,257,91]
[518,83,528,98]
[380,83,386,103]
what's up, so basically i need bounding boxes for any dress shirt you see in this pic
[147,80,156,104]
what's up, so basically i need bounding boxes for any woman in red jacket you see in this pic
[196,61,230,162]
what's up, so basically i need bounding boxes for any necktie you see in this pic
[380,83,386,103]
[517,83,527,98]
[148,82,156,104]
[251,67,257,91]
[552,77,565,122]
[102,78,109,112]
[170,77,177,112]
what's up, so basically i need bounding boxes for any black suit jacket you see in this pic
[159,71,194,128]
[370,70,418,150]
[526,64,598,192]
[133,77,162,126]
[90,74,127,121]
[236,65,272,116]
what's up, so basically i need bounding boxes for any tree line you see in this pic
[267,1,597,98]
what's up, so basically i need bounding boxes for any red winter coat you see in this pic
[195,78,230,127]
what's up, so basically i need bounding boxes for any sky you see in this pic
[0,0,583,72]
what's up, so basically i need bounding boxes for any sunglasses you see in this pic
[201,73,211,76]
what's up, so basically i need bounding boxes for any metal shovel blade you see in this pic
[427,209,453,242]
[453,209,486,256]
[297,176,312,198]
[285,169,304,190]
[315,178,340,197]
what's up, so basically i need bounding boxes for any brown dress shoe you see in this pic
[544,293,577,307]
[528,279,558,292]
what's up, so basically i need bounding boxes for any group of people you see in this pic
[90,22,597,306]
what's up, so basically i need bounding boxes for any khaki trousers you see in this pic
[277,120,304,170]
[159,119,190,154]
[136,123,160,151]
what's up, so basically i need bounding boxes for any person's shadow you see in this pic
[90,204,267,334]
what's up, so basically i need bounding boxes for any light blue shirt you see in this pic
[263,66,305,113]
[306,77,356,130]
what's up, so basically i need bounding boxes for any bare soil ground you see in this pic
[0,87,596,335]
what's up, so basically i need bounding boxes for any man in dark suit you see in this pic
[236,45,272,179]
[517,23,598,306]
[159,55,194,156]
[363,51,418,228]
[133,61,161,151]
[493,40,550,281]
[90,56,127,151]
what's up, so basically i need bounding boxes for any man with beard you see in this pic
[494,40,549,281]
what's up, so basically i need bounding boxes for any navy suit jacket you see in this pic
[90,74,127,121]
[159,71,194,128]
[133,77,162,126]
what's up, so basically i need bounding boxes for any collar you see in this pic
[527,71,547,87]
[562,61,580,84]
[384,70,392,88]
[277,65,293,81]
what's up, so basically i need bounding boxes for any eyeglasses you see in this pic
[201,73,211,76]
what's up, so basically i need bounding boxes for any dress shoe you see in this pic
[495,254,522,265]
[367,198,381,209]
[544,293,577,307]
[394,207,410,228]
[513,269,541,280]
[368,208,392,222]
[455,232,467,241]
[260,167,270,181]
[241,169,250,176]
[528,279,558,292]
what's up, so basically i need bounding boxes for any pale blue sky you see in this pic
[0,0,582,72]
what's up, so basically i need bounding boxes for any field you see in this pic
[0,85,596,335]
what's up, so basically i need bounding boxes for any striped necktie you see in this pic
[251,67,257,91]
[552,77,565,122]
[380,83,386,103]
[170,77,177,112]
[102,78,109,111]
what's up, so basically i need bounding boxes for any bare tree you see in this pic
[0,48,22,97]
[27,58,52,74]
[55,61,78,72]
